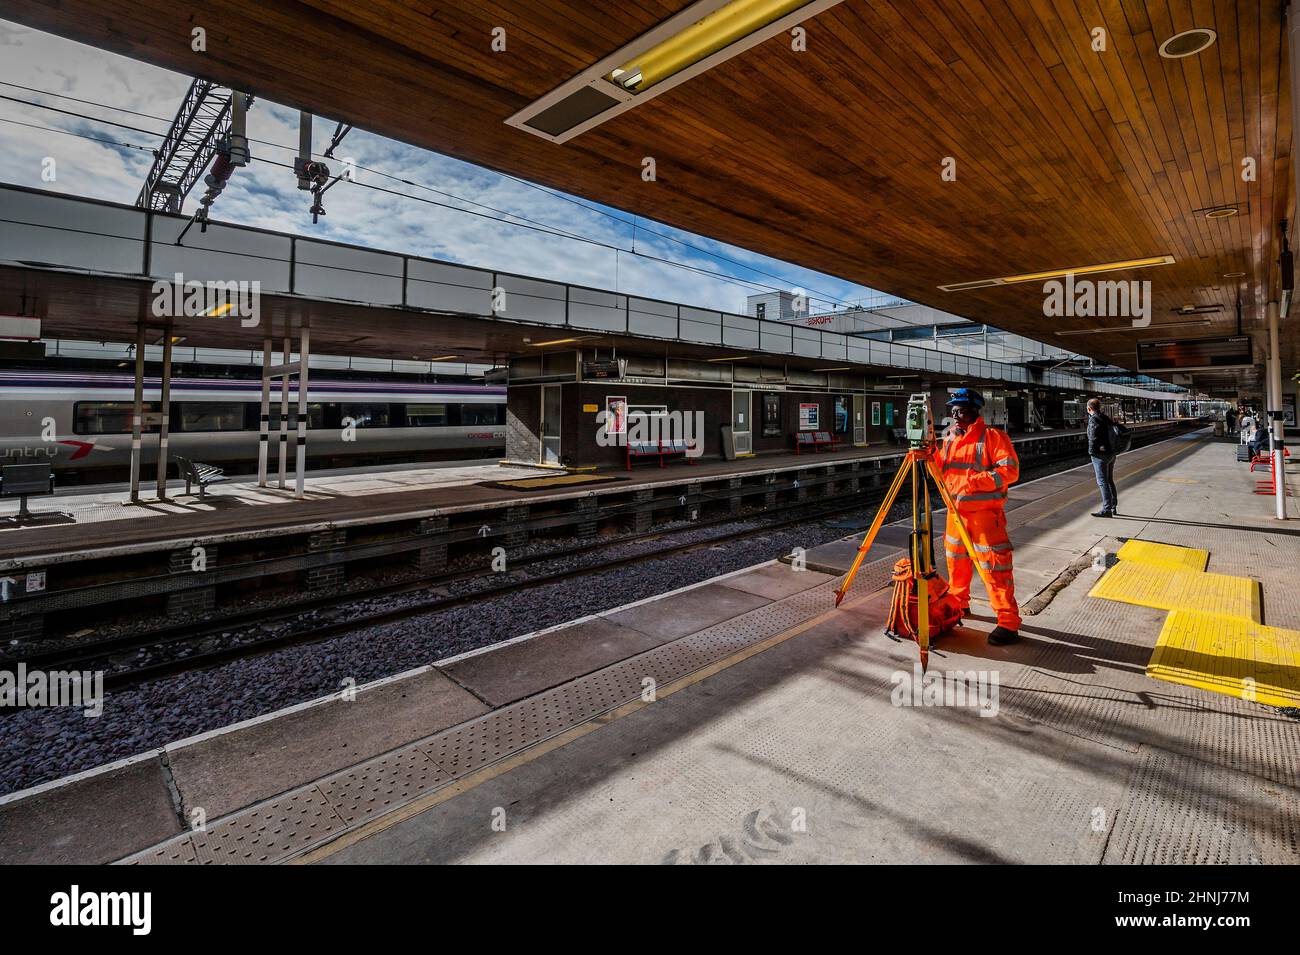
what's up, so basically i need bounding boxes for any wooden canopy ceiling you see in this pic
[5,0,1294,393]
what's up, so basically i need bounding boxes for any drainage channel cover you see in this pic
[124,578,841,865]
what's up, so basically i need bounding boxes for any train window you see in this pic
[245,404,324,430]
[74,401,160,434]
[459,404,499,426]
[406,403,449,426]
[178,402,246,432]
[340,403,390,428]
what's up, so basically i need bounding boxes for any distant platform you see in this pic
[0,422,1183,566]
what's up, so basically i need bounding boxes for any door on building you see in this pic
[853,394,866,446]
[732,389,752,455]
[541,384,562,465]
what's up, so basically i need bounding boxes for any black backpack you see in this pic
[1109,419,1131,454]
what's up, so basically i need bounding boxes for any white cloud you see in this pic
[0,18,895,316]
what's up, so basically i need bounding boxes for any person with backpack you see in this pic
[1086,398,1122,517]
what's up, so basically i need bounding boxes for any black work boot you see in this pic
[987,626,1020,645]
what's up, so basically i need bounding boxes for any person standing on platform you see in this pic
[937,388,1021,646]
[1086,398,1118,518]
[1239,408,1255,444]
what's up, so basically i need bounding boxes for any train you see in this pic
[0,371,506,482]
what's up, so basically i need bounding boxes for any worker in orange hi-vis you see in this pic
[936,388,1021,645]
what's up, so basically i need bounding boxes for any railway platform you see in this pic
[4,423,1297,864]
[0,420,1191,645]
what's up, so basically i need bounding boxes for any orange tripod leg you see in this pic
[834,452,914,606]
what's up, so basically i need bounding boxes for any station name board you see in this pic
[1135,336,1253,372]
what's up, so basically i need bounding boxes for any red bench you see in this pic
[1250,447,1290,471]
[626,439,699,470]
[794,431,839,454]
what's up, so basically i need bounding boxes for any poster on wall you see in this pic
[871,401,881,426]
[799,403,819,430]
[834,396,849,433]
[606,395,627,435]
[1285,394,1296,427]
[885,402,894,426]
[762,394,781,436]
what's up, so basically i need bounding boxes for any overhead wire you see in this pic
[0,82,876,308]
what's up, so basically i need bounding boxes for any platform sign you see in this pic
[799,403,819,430]
[1136,336,1252,372]
[583,359,626,379]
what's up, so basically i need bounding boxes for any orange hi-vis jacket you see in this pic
[936,417,1020,512]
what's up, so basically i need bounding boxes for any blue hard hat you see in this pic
[946,387,985,409]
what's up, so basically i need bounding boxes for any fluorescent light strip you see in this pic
[939,255,1175,291]
[706,355,751,362]
[506,0,845,143]
[1055,318,1211,337]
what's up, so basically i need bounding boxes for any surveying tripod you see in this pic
[832,395,994,670]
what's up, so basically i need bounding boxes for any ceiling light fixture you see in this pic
[506,0,845,143]
[706,355,751,362]
[1158,28,1217,59]
[528,336,595,347]
[938,255,1175,291]
[1201,205,1239,219]
[1055,319,1211,336]
[816,366,851,371]
[429,355,461,361]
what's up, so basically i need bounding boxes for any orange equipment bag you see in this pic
[884,557,965,643]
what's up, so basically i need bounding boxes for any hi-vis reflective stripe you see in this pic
[971,540,1014,553]
[944,534,963,545]
[943,461,977,470]
[946,550,970,561]
[976,557,1013,572]
[991,472,1004,490]
[993,457,1016,467]
[956,491,1007,502]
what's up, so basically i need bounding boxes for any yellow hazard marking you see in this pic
[1148,609,1300,708]
[1088,560,1260,623]
[1115,539,1209,572]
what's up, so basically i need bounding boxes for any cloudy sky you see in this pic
[0,18,900,317]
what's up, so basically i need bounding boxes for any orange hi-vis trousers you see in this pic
[943,508,1021,631]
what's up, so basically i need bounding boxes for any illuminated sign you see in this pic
[1135,336,1253,373]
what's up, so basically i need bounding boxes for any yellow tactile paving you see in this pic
[1088,560,1260,623]
[1148,610,1300,708]
[1116,539,1209,572]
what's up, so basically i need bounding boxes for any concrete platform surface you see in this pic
[313,431,1300,864]
[10,426,1292,865]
